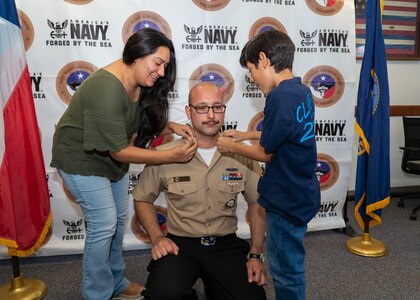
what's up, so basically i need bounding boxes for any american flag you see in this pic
[356,0,419,58]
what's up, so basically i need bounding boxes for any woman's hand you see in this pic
[166,121,195,141]
[167,138,197,163]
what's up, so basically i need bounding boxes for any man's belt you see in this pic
[200,236,216,246]
[167,233,236,247]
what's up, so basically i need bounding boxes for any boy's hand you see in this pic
[217,136,236,154]
[222,129,245,142]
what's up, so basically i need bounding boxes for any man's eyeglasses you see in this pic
[189,104,226,114]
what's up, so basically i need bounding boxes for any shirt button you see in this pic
[208,206,211,210]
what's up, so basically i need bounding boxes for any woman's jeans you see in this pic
[266,211,308,300]
[58,169,130,300]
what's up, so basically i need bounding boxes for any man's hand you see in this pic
[246,259,267,286]
[151,236,179,260]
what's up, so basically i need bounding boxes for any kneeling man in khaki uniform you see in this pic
[133,82,267,300]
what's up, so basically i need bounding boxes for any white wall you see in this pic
[348,60,420,190]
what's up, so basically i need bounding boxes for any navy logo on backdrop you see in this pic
[168,87,180,101]
[56,61,98,105]
[185,25,203,43]
[305,0,345,16]
[62,219,85,241]
[17,9,34,51]
[64,219,83,235]
[46,18,111,47]
[122,11,172,44]
[47,19,68,39]
[189,64,234,103]
[242,0,295,5]
[249,17,287,39]
[302,65,345,108]
[300,30,317,47]
[242,74,264,99]
[69,20,111,48]
[315,119,347,142]
[192,0,231,11]
[131,206,168,244]
[220,121,238,133]
[181,24,239,51]
[317,200,339,218]
[30,73,46,100]
[316,153,339,191]
[297,29,349,54]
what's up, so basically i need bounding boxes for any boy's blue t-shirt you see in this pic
[258,77,321,226]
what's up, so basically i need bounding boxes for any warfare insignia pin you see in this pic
[225,199,236,208]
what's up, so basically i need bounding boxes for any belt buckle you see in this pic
[200,236,216,246]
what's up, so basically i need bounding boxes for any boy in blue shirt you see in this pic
[217,29,320,300]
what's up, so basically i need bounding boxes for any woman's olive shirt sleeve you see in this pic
[50,70,139,180]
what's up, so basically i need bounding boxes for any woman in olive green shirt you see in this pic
[51,28,197,300]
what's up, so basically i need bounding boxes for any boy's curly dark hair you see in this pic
[240,29,295,73]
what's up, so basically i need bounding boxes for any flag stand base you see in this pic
[346,233,387,257]
[0,275,47,300]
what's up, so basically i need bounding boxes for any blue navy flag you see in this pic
[354,0,390,230]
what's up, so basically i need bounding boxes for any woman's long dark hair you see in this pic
[122,28,176,148]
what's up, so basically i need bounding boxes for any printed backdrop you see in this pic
[0,0,355,258]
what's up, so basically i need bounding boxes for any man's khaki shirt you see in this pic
[133,139,262,237]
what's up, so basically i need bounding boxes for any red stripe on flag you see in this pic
[384,5,418,12]
[382,30,417,36]
[0,66,51,256]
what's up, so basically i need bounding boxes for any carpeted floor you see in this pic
[1,198,419,300]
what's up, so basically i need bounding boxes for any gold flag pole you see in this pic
[0,256,47,299]
[346,155,387,257]
[347,0,389,258]
[346,222,387,257]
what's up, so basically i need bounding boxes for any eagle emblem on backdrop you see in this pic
[47,19,68,39]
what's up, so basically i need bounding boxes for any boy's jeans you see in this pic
[266,211,307,300]
[58,169,130,300]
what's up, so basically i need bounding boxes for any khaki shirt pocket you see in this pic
[218,182,245,209]
[166,182,199,210]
